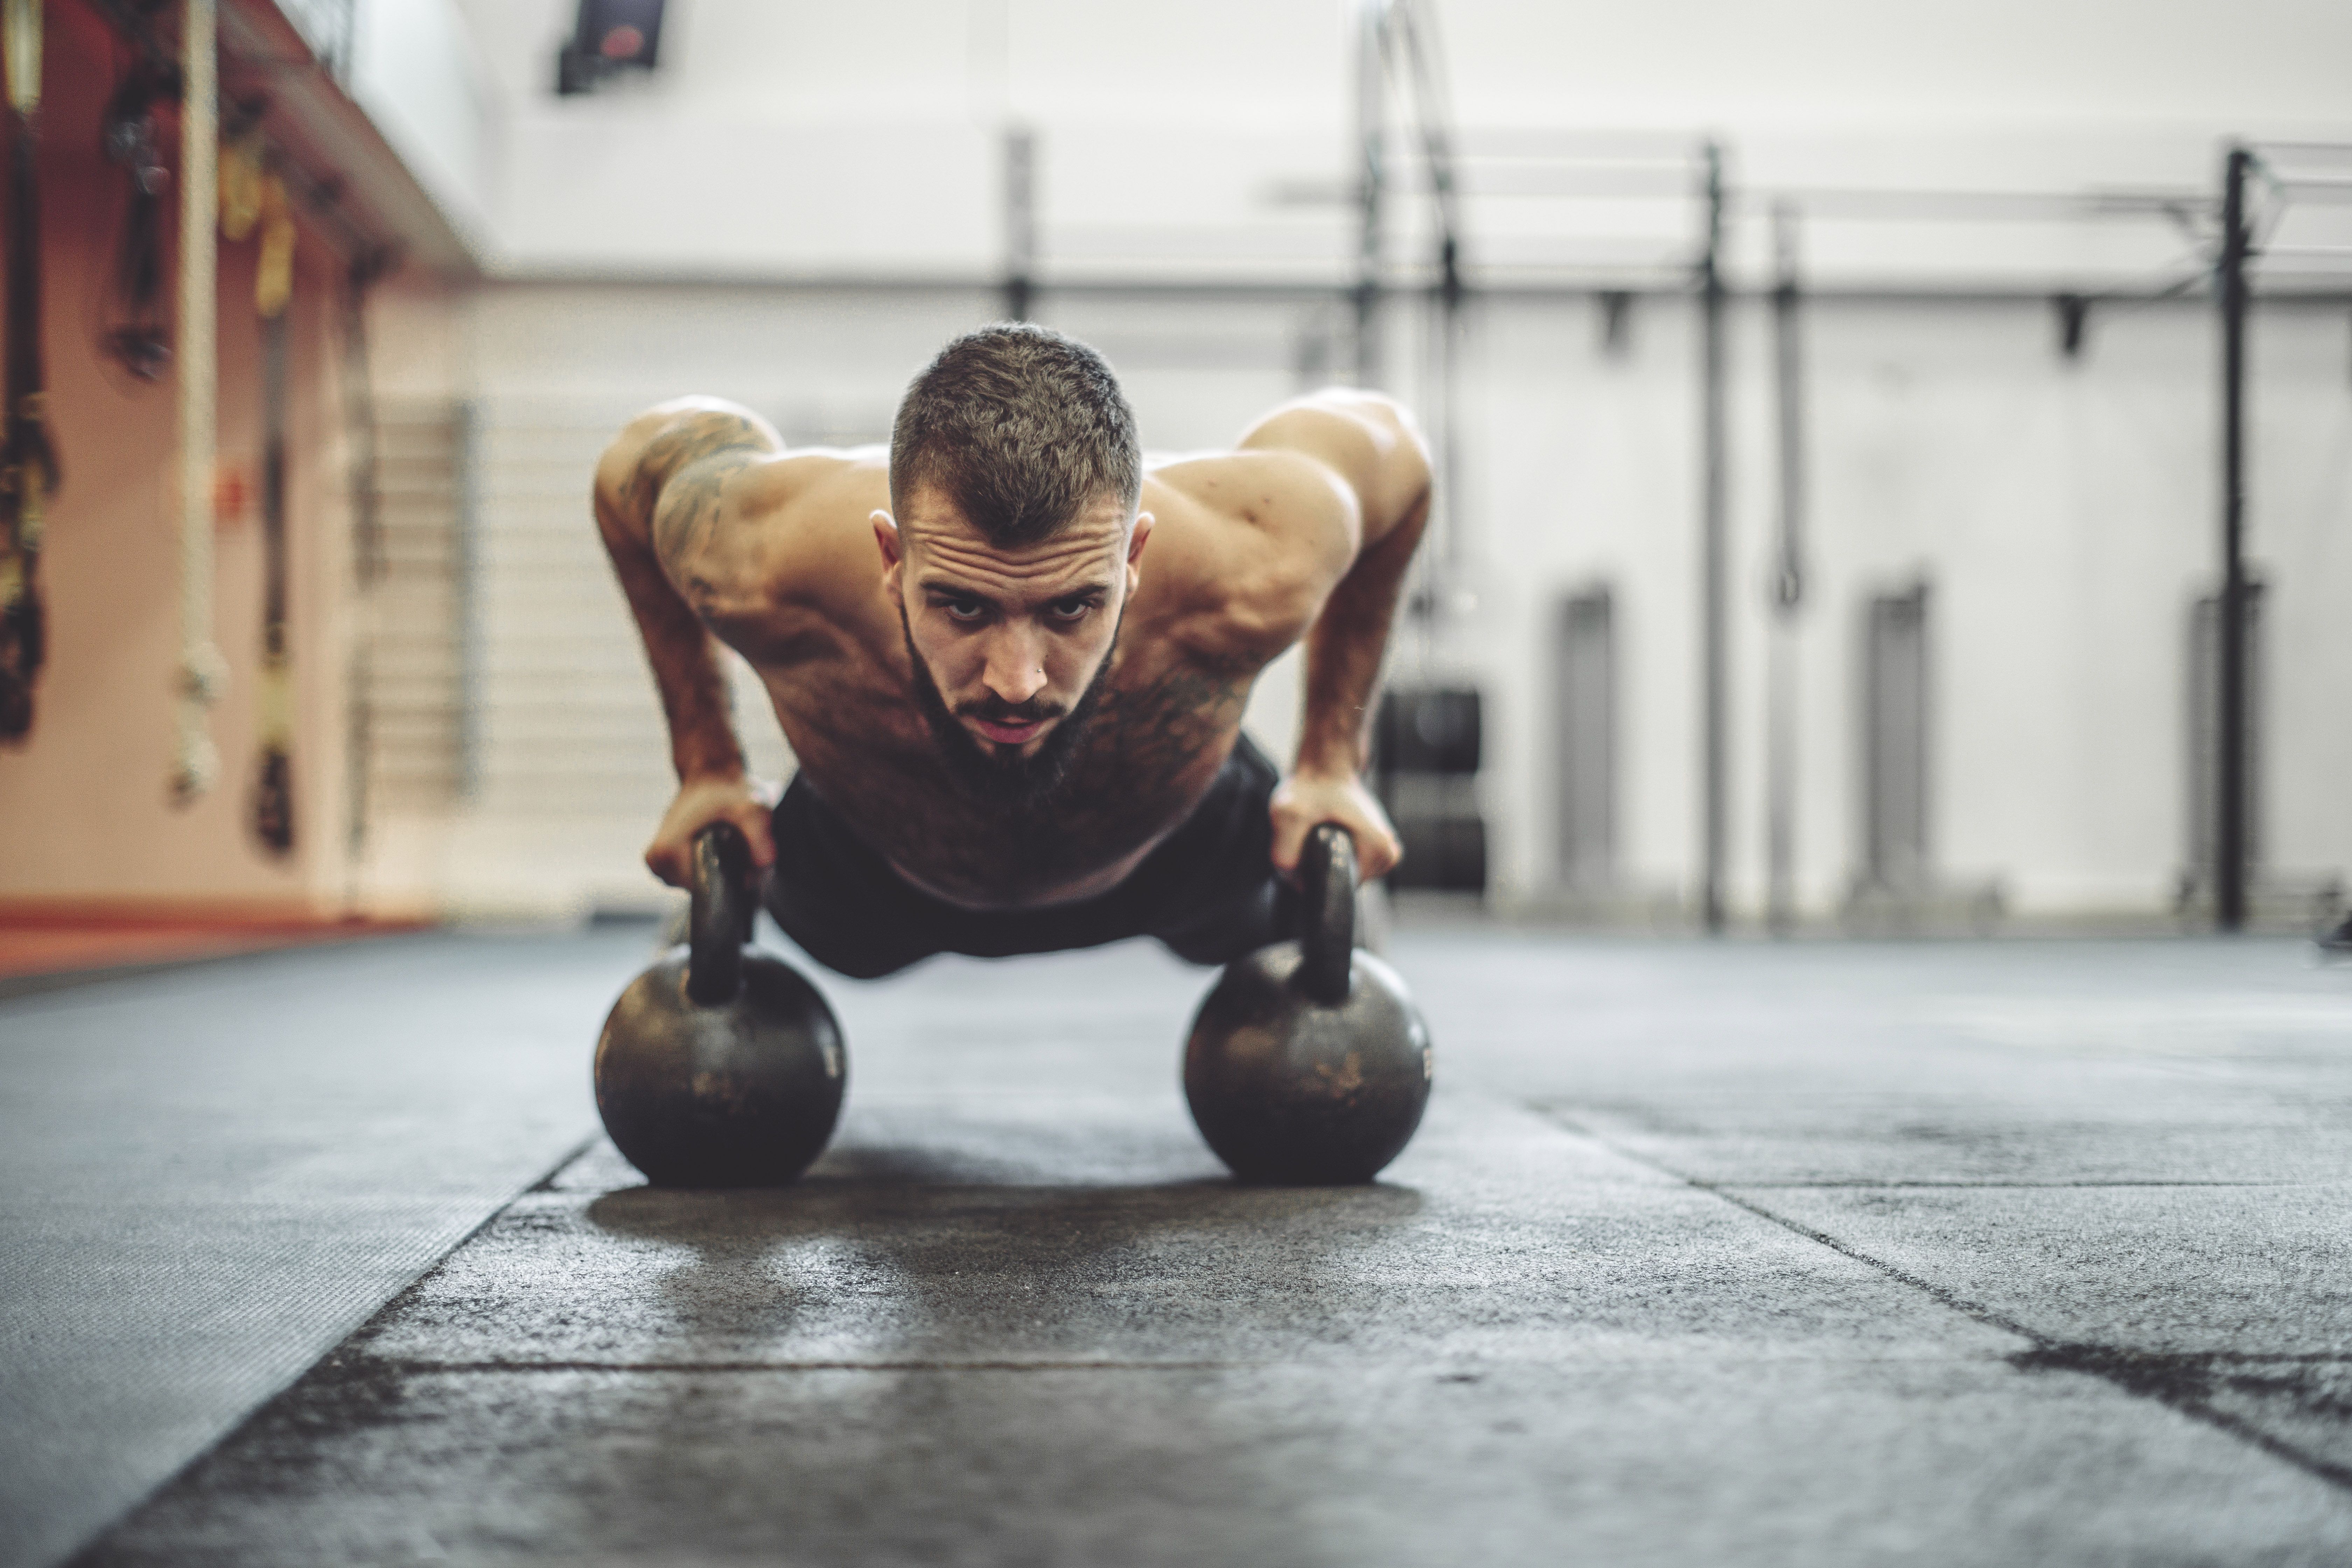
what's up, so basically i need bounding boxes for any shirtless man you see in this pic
[593,323,1429,979]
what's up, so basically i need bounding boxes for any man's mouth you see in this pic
[967,713,1053,747]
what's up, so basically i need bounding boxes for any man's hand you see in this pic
[1270,769,1402,883]
[646,773,778,888]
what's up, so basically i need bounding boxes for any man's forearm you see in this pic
[1294,494,1429,775]
[593,402,783,784]
[593,490,745,785]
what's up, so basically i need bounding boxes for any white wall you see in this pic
[350,0,500,251]
[360,1,2352,923]
[422,275,2349,923]
[1462,288,2351,920]
[437,0,2352,286]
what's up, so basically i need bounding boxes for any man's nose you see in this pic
[979,626,1049,706]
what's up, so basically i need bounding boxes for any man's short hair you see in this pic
[890,323,1141,548]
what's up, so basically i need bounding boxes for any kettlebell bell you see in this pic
[594,823,847,1186]
[1183,823,1433,1184]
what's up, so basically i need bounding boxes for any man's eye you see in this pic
[942,599,986,622]
[1050,598,1097,622]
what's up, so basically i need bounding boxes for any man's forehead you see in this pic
[900,488,1131,575]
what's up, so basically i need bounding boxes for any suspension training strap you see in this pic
[0,0,59,741]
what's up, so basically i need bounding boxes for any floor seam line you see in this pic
[524,1132,606,1194]
[358,1358,1267,1374]
[1718,1180,2307,1190]
[1540,1108,2352,1498]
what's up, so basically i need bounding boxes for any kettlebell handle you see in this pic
[686,822,755,1006]
[1296,822,1357,1005]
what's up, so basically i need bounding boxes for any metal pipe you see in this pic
[1699,140,1728,933]
[1003,125,1035,322]
[2216,147,2252,931]
[1352,0,1386,386]
[1766,201,1806,936]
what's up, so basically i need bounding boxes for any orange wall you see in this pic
[0,4,362,910]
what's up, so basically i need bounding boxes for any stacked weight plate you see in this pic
[1373,686,1487,894]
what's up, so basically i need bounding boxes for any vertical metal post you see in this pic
[1352,0,1387,387]
[341,252,384,901]
[2216,146,2251,931]
[1766,201,1805,936]
[1432,239,1465,576]
[1698,141,1728,933]
[1003,125,1035,322]
[454,399,482,802]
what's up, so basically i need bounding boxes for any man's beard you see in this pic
[901,604,1121,815]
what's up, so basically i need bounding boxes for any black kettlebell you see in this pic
[1183,823,1434,1184]
[594,823,847,1186]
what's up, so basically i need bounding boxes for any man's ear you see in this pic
[1125,511,1154,590]
[872,510,904,592]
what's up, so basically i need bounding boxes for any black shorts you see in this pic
[763,733,1294,979]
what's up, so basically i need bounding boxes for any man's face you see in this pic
[875,485,1152,803]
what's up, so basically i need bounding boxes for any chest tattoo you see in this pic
[779,649,1258,902]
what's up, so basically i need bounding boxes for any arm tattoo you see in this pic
[640,412,778,607]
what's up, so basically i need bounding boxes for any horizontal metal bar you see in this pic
[1451,128,1707,162]
[1336,174,2219,224]
[483,268,2352,307]
[1744,186,2214,223]
[2255,178,2352,204]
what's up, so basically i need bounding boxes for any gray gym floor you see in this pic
[7,926,2352,1566]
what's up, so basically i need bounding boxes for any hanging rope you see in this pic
[171,0,222,805]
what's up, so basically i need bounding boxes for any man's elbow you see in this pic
[1337,395,1431,538]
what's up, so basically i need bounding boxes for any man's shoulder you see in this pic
[723,445,890,525]
[1144,447,1356,533]
[667,448,892,641]
[1137,451,1358,665]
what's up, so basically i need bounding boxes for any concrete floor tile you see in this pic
[24,931,2352,1567]
[1722,1183,2352,1481]
[1558,1093,2352,1186]
[1737,1184,2352,1356]
[0,932,644,1568]
[82,1360,2352,1568]
[363,1094,2012,1371]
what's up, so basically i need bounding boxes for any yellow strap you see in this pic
[219,132,262,241]
[2,0,40,119]
[257,653,294,746]
[256,174,293,318]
